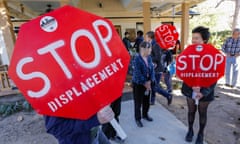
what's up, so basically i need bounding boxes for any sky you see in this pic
[195,0,236,31]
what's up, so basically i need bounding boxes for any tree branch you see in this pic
[215,0,225,8]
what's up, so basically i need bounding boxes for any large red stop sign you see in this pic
[8,6,130,120]
[155,24,179,49]
[176,44,225,87]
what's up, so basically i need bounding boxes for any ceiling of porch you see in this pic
[5,0,205,20]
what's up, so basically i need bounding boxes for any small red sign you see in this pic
[176,44,225,87]
[8,6,130,120]
[155,24,179,49]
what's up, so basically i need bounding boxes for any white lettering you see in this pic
[189,55,200,70]
[105,65,113,76]
[93,19,112,57]
[177,55,187,70]
[116,58,124,68]
[80,82,89,93]
[98,70,108,80]
[59,94,69,104]
[214,54,224,70]
[54,98,63,108]
[65,90,73,101]
[16,57,51,98]
[92,74,101,85]
[48,101,58,112]
[71,29,101,68]
[86,78,95,88]
[200,54,213,71]
[72,87,82,96]
[37,40,72,79]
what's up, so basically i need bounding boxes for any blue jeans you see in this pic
[163,72,173,92]
[225,56,240,87]
[151,72,171,104]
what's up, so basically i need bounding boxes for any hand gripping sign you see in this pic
[176,44,226,87]
[8,6,129,139]
[155,24,179,49]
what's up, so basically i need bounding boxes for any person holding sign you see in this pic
[44,106,114,144]
[132,41,155,127]
[181,26,216,144]
[102,97,124,143]
[145,31,172,105]
[222,28,240,88]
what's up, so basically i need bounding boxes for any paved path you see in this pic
[111,100,207,144]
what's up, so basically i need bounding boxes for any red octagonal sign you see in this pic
[176,44,225,87]
[155,24,179,49]
[8,6,130,120]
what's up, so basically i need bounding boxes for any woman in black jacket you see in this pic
[181,26,216,144]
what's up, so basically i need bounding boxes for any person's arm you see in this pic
[151,44,160,63]
[45,115,100,137]
[45,106,114,138]
[149,57,156,84]
[221,38,229,53]
[133,38,139,48]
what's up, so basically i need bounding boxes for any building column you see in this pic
[143,1,151,34]
[0,0,15,65]
[180,2,189,51]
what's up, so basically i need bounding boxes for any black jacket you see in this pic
[151,43,164,73]
[181,82,216,102]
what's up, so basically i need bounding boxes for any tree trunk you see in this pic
[233,0,240,29]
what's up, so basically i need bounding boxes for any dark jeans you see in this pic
[102,97,122,139]
[151,72,171,104]
[133,83,150,120]
[163,72,173,92]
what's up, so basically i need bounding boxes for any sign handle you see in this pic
[110,118,127,140]
[192,91,199,105]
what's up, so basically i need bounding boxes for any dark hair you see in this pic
[233,28,240,34]
[139,41,151,49]
[192,26,210,43]
[146,31,154,39]
[137,30,143,36]
[124,32,129,35]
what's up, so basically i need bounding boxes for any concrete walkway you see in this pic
[111,100,207,144]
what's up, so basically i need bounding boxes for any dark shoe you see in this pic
[167,94,173,105]
[143,115,153,121]
[195,134,203,144]
[225,84,231,87]
[185,129,194,142]
[136,120,143,127]
[167,90,172,93]
[111,136,125,144]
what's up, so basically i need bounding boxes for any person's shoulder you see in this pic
[152,43,161,49]
[147,55,153,61]
[226,37,233,40]
[134,54,141,60]
[44,115,69,129]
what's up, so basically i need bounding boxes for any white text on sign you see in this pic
[16,19,115,99]
[156,25,175,47]
[177,54,224,71]
[48,58,124,112]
